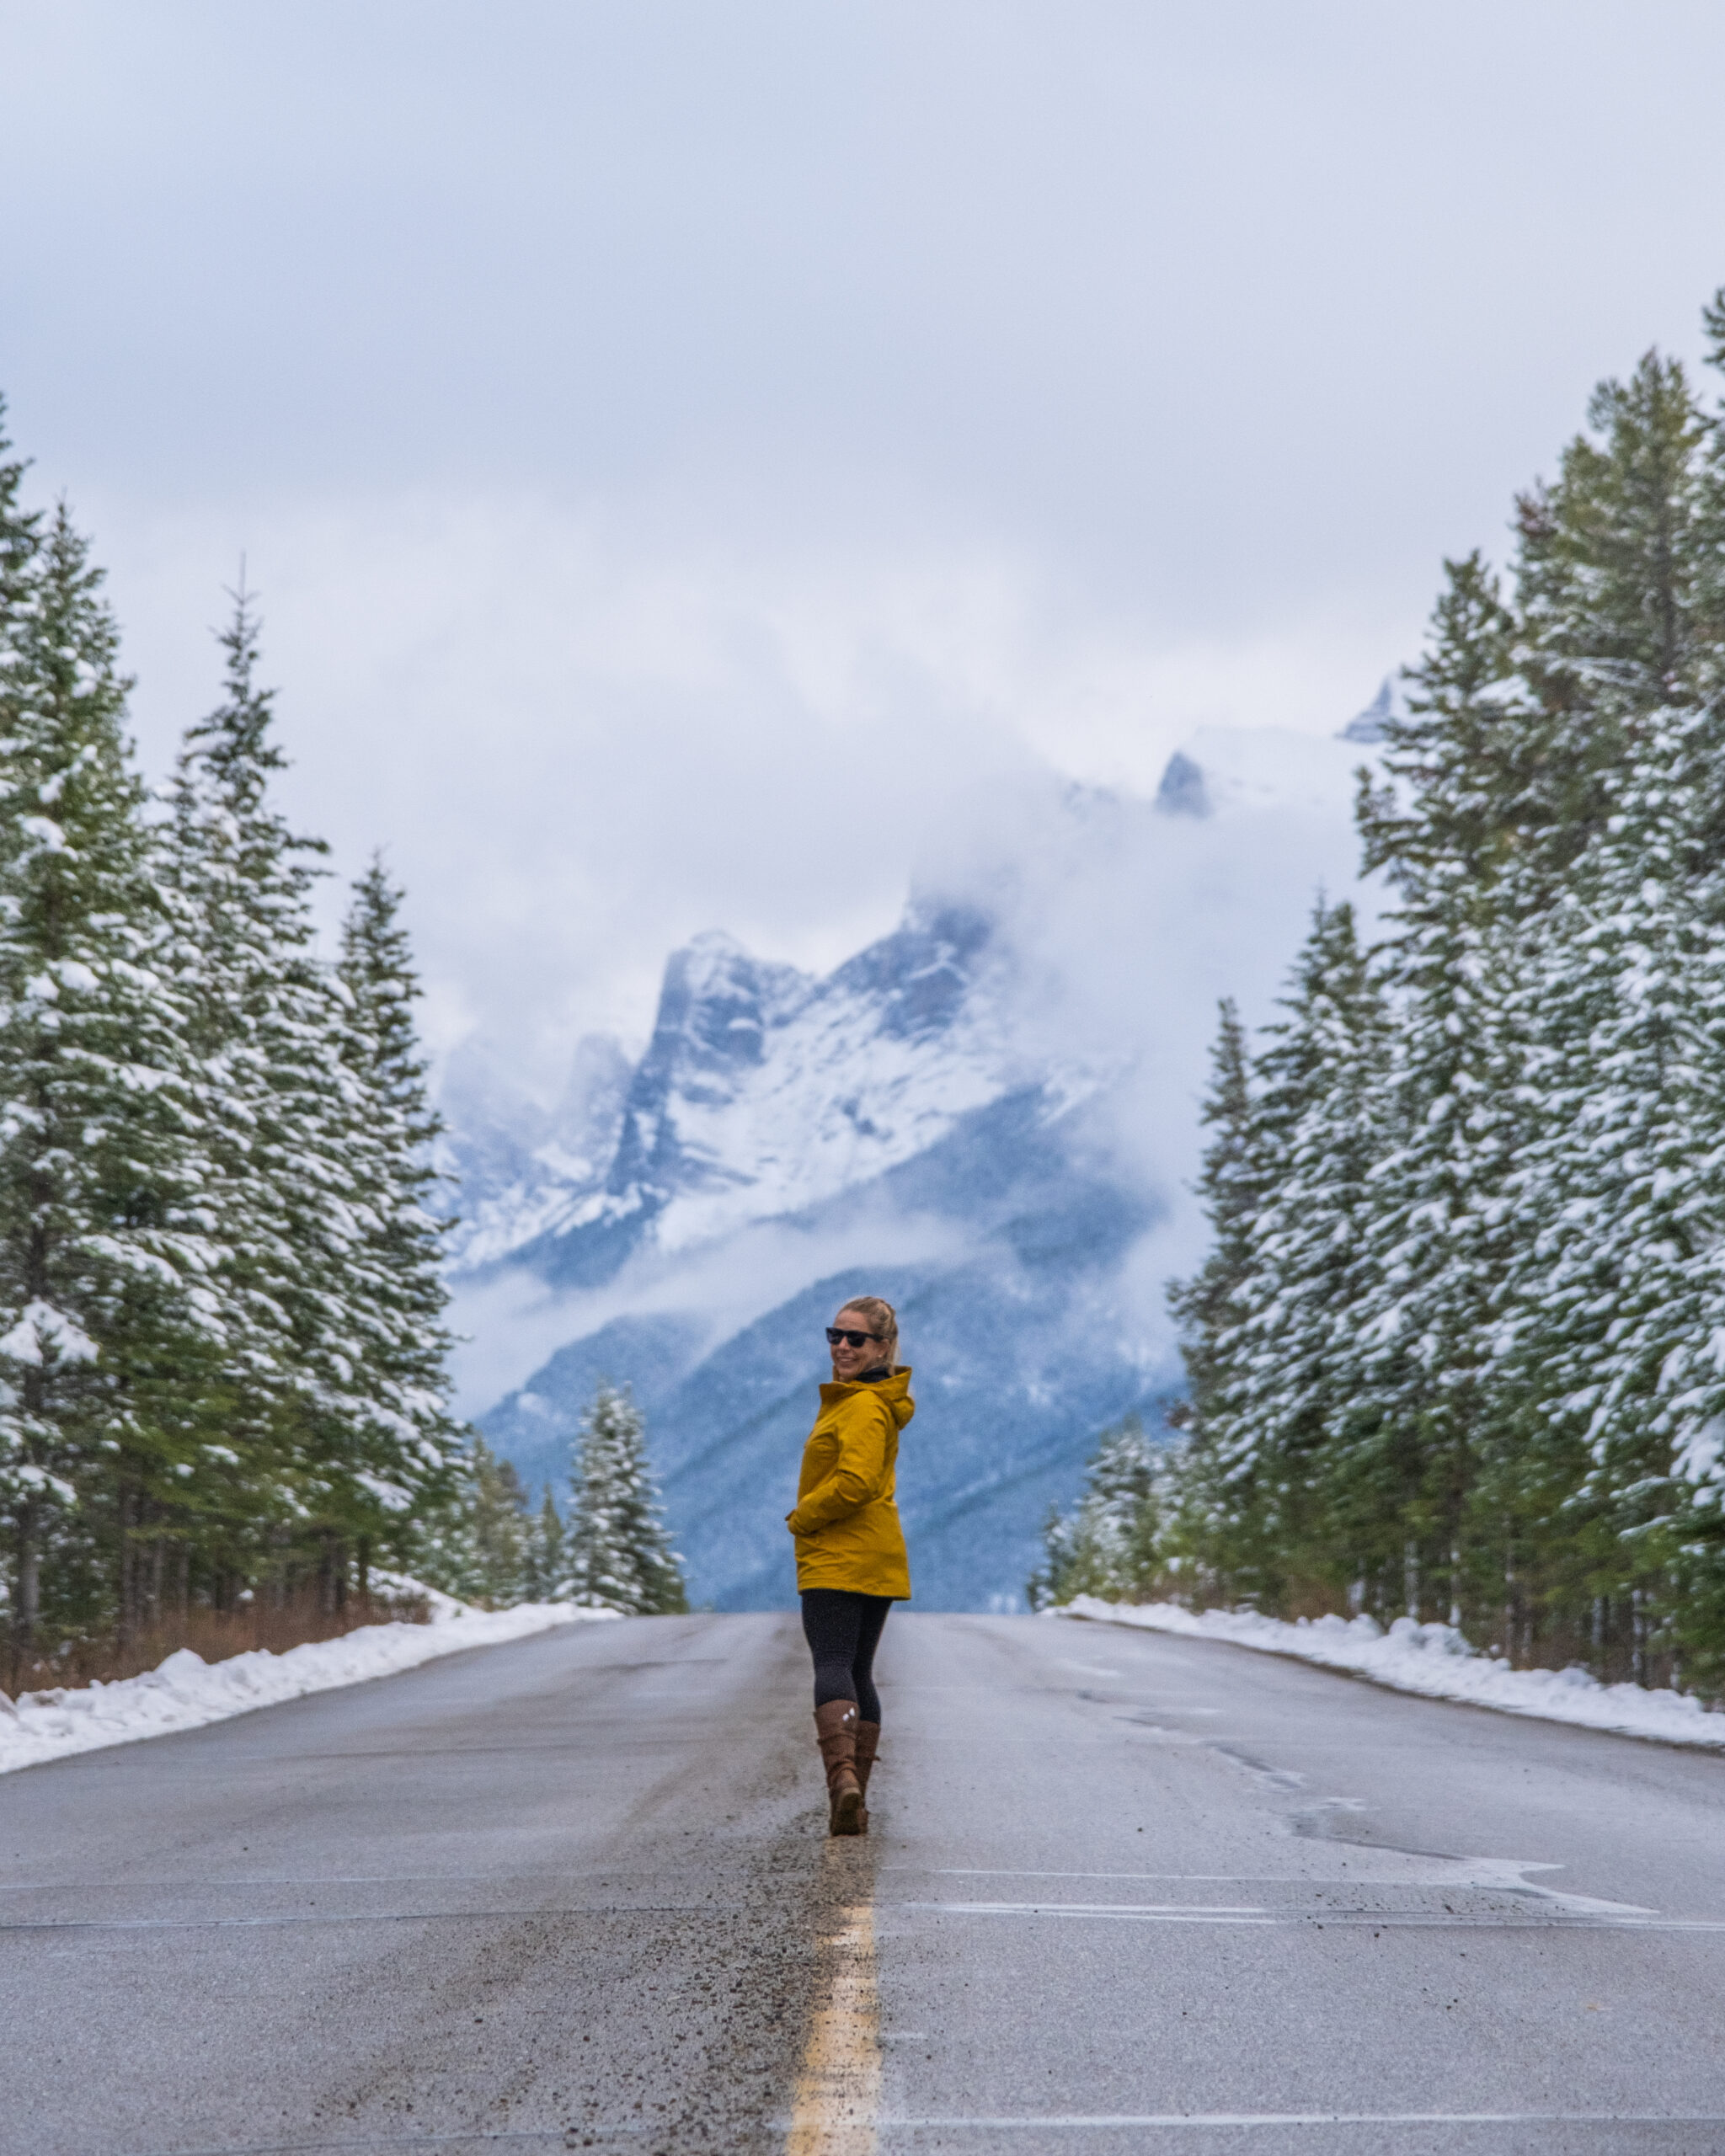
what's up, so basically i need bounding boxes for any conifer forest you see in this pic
[0,408,681,1687]
[1044,288,1725,1698]
[26,270,1725,1700]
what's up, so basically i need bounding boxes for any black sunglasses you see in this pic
[825,1327,882,1348]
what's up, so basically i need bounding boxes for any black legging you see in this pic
[800,1589,892,1722]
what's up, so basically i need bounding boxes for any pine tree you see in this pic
[467,1438,530,1607]
[1145,290,1725,1688]
[0,398,40,651]
[1167,1003,1258,1433]
[166,589,387,1605]
[0,402,532,1666]
[1486,350,1725,1673]
[521,1486,565,1603]
[1164,1002,1265,1598]
[1356,552,1518,889]
[1210,900,1392,1603]
[0,504,223,1664]
[1179,311,1725,1670]
[1027,1415,1162,1609]
[562,1382,686,1614]
[333,858,465,1579]
[1695,289,1725,700]
[1344,552,1541,1630]
[1517,352,1712,718]
[1668,287,1725,1674]
[406,1435,530,1608]
[1495,698,1725,1672]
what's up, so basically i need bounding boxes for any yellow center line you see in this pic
[787,1877,880,2156]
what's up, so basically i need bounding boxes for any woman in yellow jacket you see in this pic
[786,1294,913,1836]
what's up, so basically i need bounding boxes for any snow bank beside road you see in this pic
[1055,1596,1725,1748]
[0,1592,617,1776]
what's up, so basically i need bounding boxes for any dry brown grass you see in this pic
[10,1586,430,1697]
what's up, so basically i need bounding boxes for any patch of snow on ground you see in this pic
[0,1583,618,1776]
[1054,1596,1725,1748]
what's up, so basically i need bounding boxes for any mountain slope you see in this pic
[483,1086,1172,1607]
[504,899,1062,1291]
[449,721,1382,1609]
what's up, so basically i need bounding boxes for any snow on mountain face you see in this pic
[457,898,1097,1289]
[597,904,1042,1255]
[1341,676,1398,744]
[446,717,1386,1609]
[443,720,1382,1295]
[435,1033,631,1272]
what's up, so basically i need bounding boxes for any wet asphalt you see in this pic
[4,1610,1725,2156]
[880,1613,1725,2156]
[0,1613,846,2156]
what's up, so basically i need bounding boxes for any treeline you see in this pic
[426,1385,687,1618]
[1043,289,1725,1695]
[0,405,694,1682]
[1028,1415,1163,1613]
[0,406,474,1681]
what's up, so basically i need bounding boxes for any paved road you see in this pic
[3,1613,1725,2156]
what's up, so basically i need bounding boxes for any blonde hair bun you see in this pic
[836,1294,899,1365]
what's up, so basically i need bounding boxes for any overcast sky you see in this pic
[5,1,1725,1091]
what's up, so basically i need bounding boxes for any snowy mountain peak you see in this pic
[1166,724,1382,816]
[820,897,994,1043]
[441,724,1381,1290]
[435,1033,631,1272]
[559,898,1017,1273]
[451,722,1385,1609]
[638,934,809,1087]
[1155,750,1210,818]
[1339,677,1403,744]
[606,936,809,1202]
[676,928,811,1021]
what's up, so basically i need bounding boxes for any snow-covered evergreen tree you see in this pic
[0,403,520,1662]
[1165,300,1725,1682]
[1028,1415,1162,1609]
[167,591,390,1601]
[1163,1002,1265,1596]
[0,504,223,1660]
[520,1486,565,1603]
[1667,287,1725,1673]
[561,1381,686,1614]
[0,400,37,642]
[398,1436,516,1607]
[1345,557,1534,1629]
[1490,351,1725,1672]
[1167,1003,1258,1434]
[1210,900,1392,1602]
[1516,351,1712,728]
[333,858,464,1573]
[1497,700,1725,1669]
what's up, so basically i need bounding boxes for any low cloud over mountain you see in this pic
[442,718,1382,1608]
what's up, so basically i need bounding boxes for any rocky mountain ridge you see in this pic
[442,718,1384,1608]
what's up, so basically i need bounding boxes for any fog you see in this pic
[4,2,1723,1091]
[445,727,1379,1410]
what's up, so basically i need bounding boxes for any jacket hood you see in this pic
[820,1365,915,1431]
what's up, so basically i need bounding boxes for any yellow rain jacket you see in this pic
[787,1368,915,1598]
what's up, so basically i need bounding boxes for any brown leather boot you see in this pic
[814,1700,864,1836]
[853,1721,881,1836]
